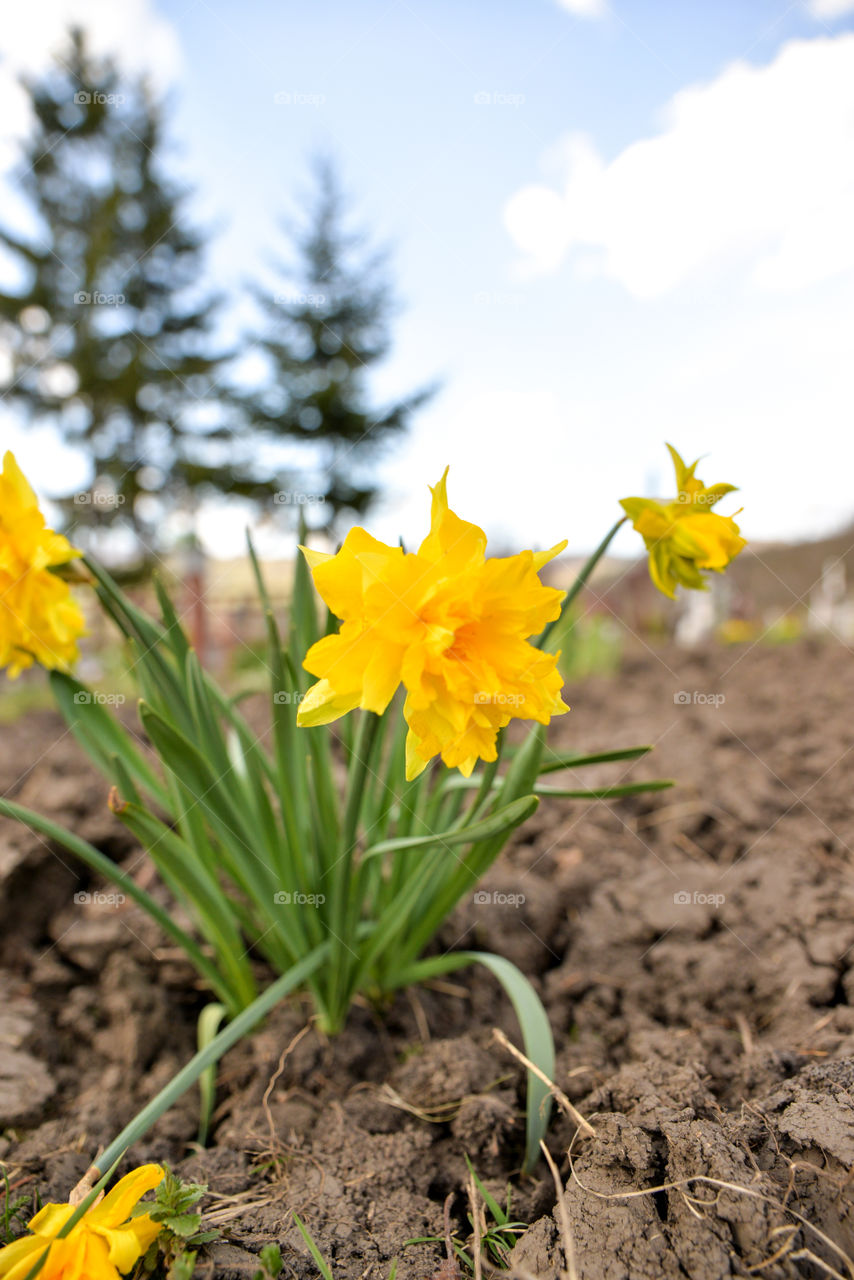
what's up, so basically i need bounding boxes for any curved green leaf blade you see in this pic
[95,944,331,1174]
[395,950,555,1173]
[49,671,168,807]
[362,794,539,860]
[538,745,654,774]
[535,779,674,799]
[0,795,234,1009]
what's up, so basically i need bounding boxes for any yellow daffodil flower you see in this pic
[297,468,569,779]
[0,451,86,677]
[0,1164,164,1280]
[620,443,746,598]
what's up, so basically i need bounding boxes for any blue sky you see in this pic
[2,0,854,558]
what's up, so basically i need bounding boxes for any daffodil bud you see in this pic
[620,443,746,598]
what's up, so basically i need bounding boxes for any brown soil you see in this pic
[2,637,853,1279]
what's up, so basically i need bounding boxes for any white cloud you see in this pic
[0,0,181,174]
[808,0,854,19]
[553,0,609,18]
[366,272,854,558]
[504,35,854,297]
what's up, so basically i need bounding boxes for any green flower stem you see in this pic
[305,726,340,861]
[423,778,468,839]
[540,515,627,650]
[411,764,441,835]
[348,707,398,943]
[351,843,449,993]
[341,711,383,851]
[386,764,469,911]
[384,770,434,909]
[361,700,406,842]
[323,710,382,1031]
[94,946,329,1176]
[395,813,541,973]
[387,771,424,841]
[356,706,404,919]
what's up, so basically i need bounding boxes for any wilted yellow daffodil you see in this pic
[0,1164,164,1280]
[297,468,569,779]
[0,451,86,677]
[620,444,746,599]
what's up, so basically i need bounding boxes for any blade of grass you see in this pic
[292,1213,335,1280]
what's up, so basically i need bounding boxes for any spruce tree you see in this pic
[0,30,258,564]
[240,158,435,534]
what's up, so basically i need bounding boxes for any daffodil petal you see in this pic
[88,1165,164,1228]
[418,468,487,571]
[0,1234,44,1280]
[299,544,333,572]
[306,527,401,621]
[405,729,431,781]
[1,452,38,509]
[531,539,568,571]
[95,1217,159,1272]
[296,678,362,726]
[27,1204,75,1237]
[1,1164,163,1280]
[361,642,404,714]
[648,542,677,598]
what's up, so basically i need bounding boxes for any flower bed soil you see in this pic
[2,636,853,1279]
